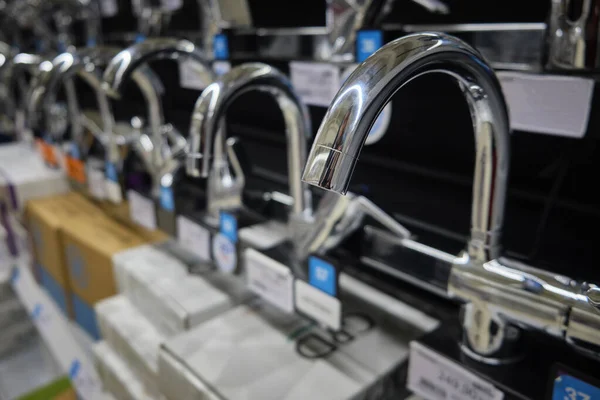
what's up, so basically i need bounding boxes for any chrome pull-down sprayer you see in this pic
[303,32,600,362]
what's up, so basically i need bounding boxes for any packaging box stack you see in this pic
[94,243,254,399]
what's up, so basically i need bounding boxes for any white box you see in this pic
[159,303,364,400]
[93,341,163,400]
[113,245,234,335]
[95,295,165,394]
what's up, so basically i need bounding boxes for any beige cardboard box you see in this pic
[25,193,106,316]
[61,216,146,306]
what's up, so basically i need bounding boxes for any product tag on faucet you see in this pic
[289,62,340,107]
[177,215,211,262]
[213,34,229,60]
[294,279,342,331]
[212,212,238,273]
[159,185,174,211]
[308,256,338,297]
[245,248,294,313]
[128,190,157,230]
[551,366,600,400]
[356,30,383,62]
[65,143,86,184]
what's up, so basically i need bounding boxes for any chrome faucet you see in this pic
[102,38,215,197]
[186,62,409,267]
[302,32,600,361]
[186,63,312,225]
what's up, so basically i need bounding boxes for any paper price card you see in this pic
[245,248,294,313]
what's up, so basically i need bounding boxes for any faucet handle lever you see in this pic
[225,136,249,187]
[350,195,411,239]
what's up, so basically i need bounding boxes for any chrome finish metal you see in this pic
[187,62,312,223]
[320,0,448,62]
[303,32,509,263]
[102,38,214,197]
[303,32,600,360]
[547,0,600,70]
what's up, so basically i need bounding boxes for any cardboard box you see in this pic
[25,193,106,316]
[61,215,146,305]
[159,303,367,400]
[93,341,162,400]
[95,295,165,394]
[114,247,232,335]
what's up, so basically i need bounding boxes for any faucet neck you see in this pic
[302,33,510,263]
[188,63,313,220]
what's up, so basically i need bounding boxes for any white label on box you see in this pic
[105,180,123,203]
[408,341,504,400]
[294,279,341,331]
[177,215,211,262]
[128,190,157,230]
[100,0,118,16]
[245,248,294,313]
[179,59,210,90]
[290,61,340,107]
[87,166,106,200]
[498,72,594,138]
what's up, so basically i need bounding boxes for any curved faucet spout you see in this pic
[187,62,313,220]
[102,38,213,98]
[302,32,510,263]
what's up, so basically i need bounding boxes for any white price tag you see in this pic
[87,164,106,200]
[105,179,123,203]
[290,61,340,107]
[176,215,211,262]
[100,0,118,16]
[408,341,504,400]
[179,59,211,90]
[498,72,594,138]
[245,248,294,313]
[127,190,157,230]
[294,279,341,331]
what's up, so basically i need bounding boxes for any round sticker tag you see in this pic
[212,233,237,273]
[341,65,392,145]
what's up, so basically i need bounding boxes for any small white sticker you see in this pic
[407,341,504,400]
[238,221,288,250]
[245,248,294,313]
[290,61,340,107]
[498,72,594,138]
[213,61,231,76]
[212,233,237,273]
[178,59,211,90]
[294,279,341,331]
[87,164,106,200]
[127,190,157,230]
[100,0,118,16]
[105,180,122,203]
[177,215,211,262]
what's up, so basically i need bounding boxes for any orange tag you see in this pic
[36,139,58,167]
[65,156,87,184]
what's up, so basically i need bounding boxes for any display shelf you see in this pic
[9,258,110,400]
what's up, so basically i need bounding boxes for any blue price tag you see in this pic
[213,34,229,60]
[135,34,146,44]
[86,38,97,48]
[105,162,118,182]
[31,303,43,320]
[553,373,600,400]
[69,359,81,379]
[70,143,81,160]
[308,256,337,296]
[10,268,19,284]
[219,212,237,243]
[356,30,382,62]
[160,185,174,211]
